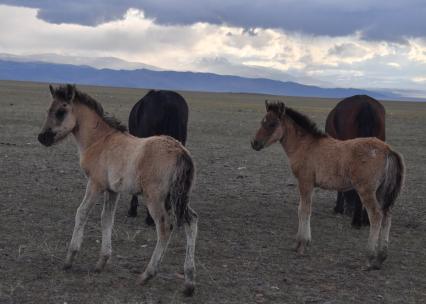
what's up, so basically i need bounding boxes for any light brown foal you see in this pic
[38,84,198,296]
[251,101,404,269]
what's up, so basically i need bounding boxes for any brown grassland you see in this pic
[0,80,425,303]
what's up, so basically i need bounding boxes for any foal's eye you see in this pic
[268,122,277,128]
[55,109,66,120]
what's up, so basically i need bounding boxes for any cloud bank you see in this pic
[1,0,426,41]
[0,4,425,92]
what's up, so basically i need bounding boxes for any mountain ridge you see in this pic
[0,59,406,100]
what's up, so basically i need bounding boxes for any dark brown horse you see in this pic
[127,90,189,225]
[326,95,385,227]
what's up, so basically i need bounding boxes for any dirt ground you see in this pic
[0,80,425,304]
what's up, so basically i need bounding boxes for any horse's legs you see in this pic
[358,190,383,269]
[377,210,392,265]
[295,184,313,254]
[183,207,198,296]
[95,191,119,272]
[127,195,138,217]
[138,196,173,285]
[144,207,155,226]
[351,194,364,228]
[64,180,102,269]
[333,191,344,214]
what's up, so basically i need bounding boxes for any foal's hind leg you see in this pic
[64,180,102,269]
[377,210,392,266]
[138,196,173,285]
[295,184,313,255]
[95,191,119,272]
[357,190,383,270]
[183,207,198,296]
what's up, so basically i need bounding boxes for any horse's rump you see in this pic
[128,90,189,144]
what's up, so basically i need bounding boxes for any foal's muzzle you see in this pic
[251,139,264,151]
[38,129,56,147]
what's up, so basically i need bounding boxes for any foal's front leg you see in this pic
[95,191,120,272]
[64,180,102,269]
[295,183,313,255]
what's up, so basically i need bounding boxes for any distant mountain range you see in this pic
[0,59,406,99]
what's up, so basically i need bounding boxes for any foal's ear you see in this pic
[66,84,76,102]
[49,84,55,97]
[265,100,269,111]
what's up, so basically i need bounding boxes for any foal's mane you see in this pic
[53,85,127,132]
[267,102,326,139]
[285,107,327,139]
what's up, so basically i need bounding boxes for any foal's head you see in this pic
[38,84,78,146]
[251,100,286,151]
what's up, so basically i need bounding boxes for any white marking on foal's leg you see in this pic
[64,181,101,270]
[139,207,173,285]
[95,191,119,272]
[183,207,198,296]
[295,186,313,255]
[361,195,383,270]
[377,211,392,265]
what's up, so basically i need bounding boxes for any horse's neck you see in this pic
[280,118,316,159]
[72,105,114,153]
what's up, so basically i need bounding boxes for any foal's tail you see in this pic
[378,149,405,212]
[168,150,196,227]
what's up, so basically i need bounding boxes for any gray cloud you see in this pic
[1,0,425,41]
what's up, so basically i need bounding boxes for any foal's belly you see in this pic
[315,174,352,192]
[107,168,140,194]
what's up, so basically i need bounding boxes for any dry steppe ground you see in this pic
[0,80,425,303]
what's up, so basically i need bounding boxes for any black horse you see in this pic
[325,95,386,227]
[127,90,189,225]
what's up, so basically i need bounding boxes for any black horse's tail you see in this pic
[378,149,405,212]
[357,102,377,138]
[167,150,196,227]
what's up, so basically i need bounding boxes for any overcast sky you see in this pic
[0,1,425,93]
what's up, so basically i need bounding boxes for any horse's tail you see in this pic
[378,149,405,212]
[357,102,377,138]
[167,150,196,227]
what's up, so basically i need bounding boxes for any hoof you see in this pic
[94,256,109,273]
[364,263,381,271]
[137,271,154,286]
[183,283,195,297]
[364,255,382,271]
[294,240,310,255]
[376,251,388,264]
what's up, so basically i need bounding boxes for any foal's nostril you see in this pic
[38,129,55,146]
[251,139,262,151]
[37,133,43,143]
